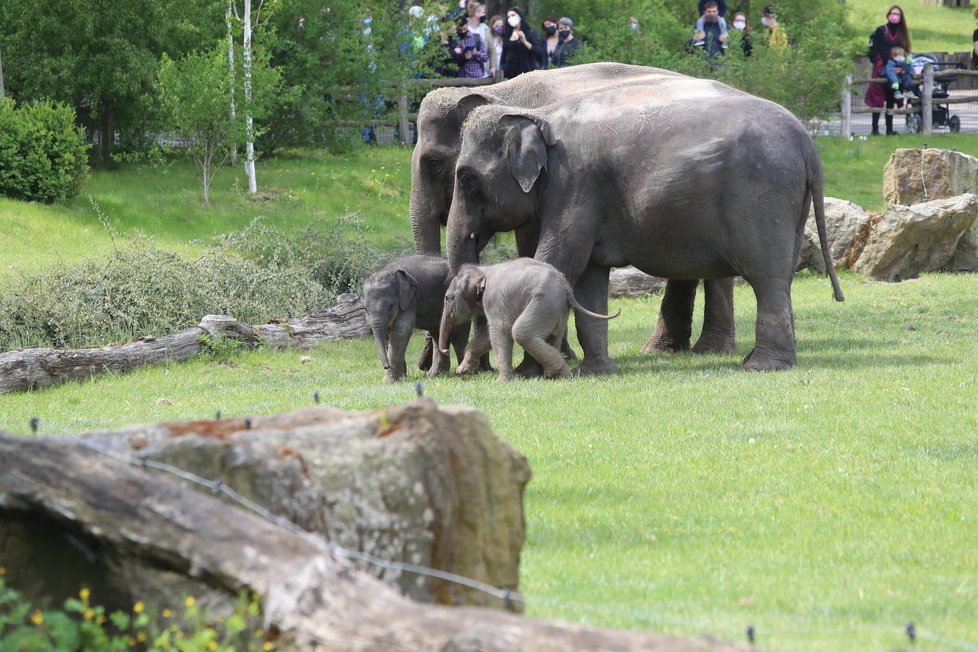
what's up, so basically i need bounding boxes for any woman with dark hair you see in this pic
[501,6,544,78]
[865,5,912,135]
[971,7,978,70]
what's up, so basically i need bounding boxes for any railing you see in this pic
[841,66,978,136]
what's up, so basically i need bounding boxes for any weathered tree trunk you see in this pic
[242,0,257,194]
[0,294,369,394]
[0,401,746,652]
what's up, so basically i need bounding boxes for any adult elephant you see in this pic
[446,77,845,373]
[410,62,735,356]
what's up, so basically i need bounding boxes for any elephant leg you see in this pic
[573,263,618,376]
[417,333,434,370]
[692,277,737,354]
[741,277,796,371]
[513,316,571,380]
[458,317,491,375]
[559,336,578,360]
[427,330,452,378]
[491,324,515,382]
[642,279,697,353]
[385,316,413,382]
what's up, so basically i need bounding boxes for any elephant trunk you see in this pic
[371,320,391,370]
[409,168,443,256]
[446,219,480,275]
[438,310,453,356]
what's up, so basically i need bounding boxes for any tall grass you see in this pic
[2,272,977,651]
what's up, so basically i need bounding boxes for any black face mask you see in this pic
[457,28,467,36]
[558,29,571,39]
[479,15,487,23]
[545,25,557,36]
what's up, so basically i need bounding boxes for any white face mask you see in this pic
[760,17,770,27]
[507,15,520,27]
[733,20,746,29]
[894,56,905,62]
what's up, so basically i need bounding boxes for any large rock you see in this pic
[852,194,978,281]
[883,148,978,207]
[949,220,978,271]
[0,403,749,652]
[797,197,873,272]
[609,267,666,297]
[6,399,530,610]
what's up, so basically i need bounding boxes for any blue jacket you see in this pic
[884,58,912,87]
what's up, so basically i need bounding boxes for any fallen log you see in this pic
[0,402,747,652]
[0,293,369,394]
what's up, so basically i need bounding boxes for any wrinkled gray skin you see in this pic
[446,77,845,373]
[362,255,468,382]
[439,259,619,382]
[410,63,734,360]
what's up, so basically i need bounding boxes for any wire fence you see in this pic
[8,403,978,651]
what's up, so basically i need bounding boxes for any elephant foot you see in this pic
[383,372,403,383]
[495,372,514,383]
[691,333,736,355]
[642,333,690,354]
[417,336,434,371]
[514,357,544,379]
[575,356,619,376]
[560,338,578,361]
[456,359,482,375]
[741,347,795,372]
[545,363,573,380]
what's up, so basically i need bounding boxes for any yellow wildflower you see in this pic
[137,632,146,643]
[79,587,90,601]
[162,608,173,618]
[207,641,218,651]
[254,628,265,638]
[0,566,6,575]
[30,609,43,625]
[133,601,144,614]
[84,608,95,621]
[185,596,196,607]
[263,643,273,651]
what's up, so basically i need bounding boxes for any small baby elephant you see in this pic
[438,258,620,382]
[362,255,468,382]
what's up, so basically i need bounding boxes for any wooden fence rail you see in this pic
[841,67,978,137]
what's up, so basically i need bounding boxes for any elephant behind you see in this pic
[439,259,619,382]
[362,254,467,382]
[409,63,733,358]
[446,78,845,373]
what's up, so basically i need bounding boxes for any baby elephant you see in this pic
[439,258,620,382]
[362,255,468,382]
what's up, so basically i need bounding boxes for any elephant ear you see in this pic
[452,92,493,125]
[395,269,417,312]
[462,267,487,308]
[500,113,556,194]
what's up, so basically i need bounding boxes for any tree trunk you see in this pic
[243,0,257,194]
[0,295,369,394]
[97,102,113,163]
[227,1,238,167]
[0,46,6,99]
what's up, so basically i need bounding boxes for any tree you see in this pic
[0,0,222,163]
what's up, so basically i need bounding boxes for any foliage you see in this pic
[0,214,387,350]
[569,0,859,120]
[0,574,276,652]
[0,98,89,203]
[0,0,222,162]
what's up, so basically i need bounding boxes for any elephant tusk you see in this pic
[439,348,449,355]
[469,232,476,240]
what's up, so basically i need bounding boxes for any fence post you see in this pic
[398,85,411,147]
[840,73,852,137]
[922,63,934,136]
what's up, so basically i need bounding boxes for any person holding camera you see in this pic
[446,15,488,78]
[501,6,544,78]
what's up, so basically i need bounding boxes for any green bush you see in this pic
[0,214,388,350]
[0,98,89,203]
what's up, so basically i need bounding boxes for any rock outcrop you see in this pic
[797,197,873,272]
[852,194,978,281]
[883,148,978,207]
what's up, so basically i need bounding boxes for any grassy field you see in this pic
[2,271,977,651]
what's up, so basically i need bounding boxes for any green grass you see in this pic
[845,0,977,54]
[2,272,977,651]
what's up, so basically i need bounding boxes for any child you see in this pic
[692,1,728,50]
[885,46,916,101]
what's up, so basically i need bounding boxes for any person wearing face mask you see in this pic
[553,17,581,67]
[542,16,560,69]
[466,2,491,76]
[487,14,504,79]
[865,5,912,135]
[730,11,752,57]
[760,6,787,49]
[446,15,488,78]
[884,46,916,101]
[501,6,544,78]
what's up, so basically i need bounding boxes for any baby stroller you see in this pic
[905,54,963,133]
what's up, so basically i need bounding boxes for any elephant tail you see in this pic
[567,290,621,321]
[810,157,845,302]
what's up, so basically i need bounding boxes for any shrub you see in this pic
[0,214,387,350]
[0,98,89,203]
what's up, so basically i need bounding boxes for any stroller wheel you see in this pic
[906,113,922,134]
[949,115,961,133]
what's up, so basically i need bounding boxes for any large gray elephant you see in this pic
[410,63,734,357]
[438,259,619,382]
[362,255,467,382]
[446,77,845,373]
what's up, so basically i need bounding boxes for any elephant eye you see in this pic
[425,157,444,173]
